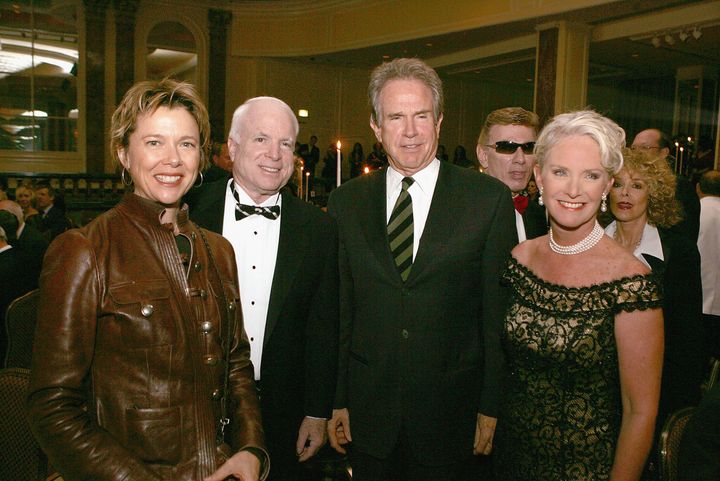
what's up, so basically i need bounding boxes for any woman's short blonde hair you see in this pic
[618,148,683,228]
[110,79,210,171]
[14,185,34,201]
[536,110,625,176]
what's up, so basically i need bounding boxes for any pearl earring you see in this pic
[538,187,544,206]
[600,192,607,213]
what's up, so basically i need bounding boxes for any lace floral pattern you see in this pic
[495,257,662,481]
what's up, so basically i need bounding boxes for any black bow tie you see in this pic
[235,203,280,220]
[230,183,280,220]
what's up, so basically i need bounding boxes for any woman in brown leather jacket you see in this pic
[27,79,268,481]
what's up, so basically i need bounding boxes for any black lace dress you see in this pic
[495,257,662,481]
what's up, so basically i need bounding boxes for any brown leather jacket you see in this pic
[27,194,268,480]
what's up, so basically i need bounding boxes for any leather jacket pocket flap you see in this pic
[125,405,182,464]
[109,281,172,304]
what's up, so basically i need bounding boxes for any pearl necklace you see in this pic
[549,221,605,255]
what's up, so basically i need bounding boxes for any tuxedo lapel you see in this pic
[264,193,308,344]
[190,179,228,233]
[407,162,456,282]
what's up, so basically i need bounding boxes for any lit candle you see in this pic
[674,141,679,162]
[336,141,342,187]
[299,165,304,197]
[305,172,310,201]
[364,166,370,175]
[679,146,684,174]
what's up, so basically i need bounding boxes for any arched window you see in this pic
[146,22,197,83]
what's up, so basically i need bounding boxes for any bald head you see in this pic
[0,199,23,225]
[632,129,670,160]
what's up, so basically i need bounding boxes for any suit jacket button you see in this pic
[140,304,154,317]
[201,321,213,333]
[402,329,409,339]
[211,389,221,400]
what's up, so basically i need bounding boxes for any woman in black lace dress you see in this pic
[495,110,664,481]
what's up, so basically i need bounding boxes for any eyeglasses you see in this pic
[631,145,660,151]
[486,140,536,155]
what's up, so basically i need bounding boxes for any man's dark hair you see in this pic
[34,181,56,198]
[699,170,720,196]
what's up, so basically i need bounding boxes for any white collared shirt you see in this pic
[698,196,720,315]
[0,244,12,254]
[605,220,664,269]
[221,179,282,380]
[386,159,440,260]
[515,210,527,243]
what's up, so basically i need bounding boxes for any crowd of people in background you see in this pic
[1,56,719,481]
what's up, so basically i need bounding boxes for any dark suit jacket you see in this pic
[37,205,71,243]
[643,227,706,427]
[521,199,547,241]
[327,162,516,464]
[678,382,720,481]
[185,179,339,464]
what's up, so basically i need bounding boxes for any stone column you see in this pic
[534,21,591,125]
[208,9,232,142]
[84,0,110,174]
[113,0,139,103]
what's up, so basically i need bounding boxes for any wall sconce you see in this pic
[298,109,309,118]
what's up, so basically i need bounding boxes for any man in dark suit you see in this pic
[34,183,71,242]
[186,97,338,481]
[476,107,546,242]
[326,58,516,480]
[0,199,47,289]
[301,135,320,192]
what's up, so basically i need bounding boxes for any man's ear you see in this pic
[477,144,489,169]
[370,116,382,143]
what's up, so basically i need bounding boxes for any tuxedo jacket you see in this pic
[521,199,547,241]
[327,162,516,464]
[186,180,339,450]
[643,227,705,426]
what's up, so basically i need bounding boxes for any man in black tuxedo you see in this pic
[326,58,516,480]
[186,97,338,481]
[476,107,547,242]
[34,183,71,242]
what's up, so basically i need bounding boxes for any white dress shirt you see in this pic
[605,220,664,269]
[514,210,527,243]
[221,179,282,380]
[385,159,440,260]
[698,196,720,315]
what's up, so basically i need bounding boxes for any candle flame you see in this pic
[306,172,310,177]
[337,140,341,149]
[680,146,684,152]
[364,166,370,174]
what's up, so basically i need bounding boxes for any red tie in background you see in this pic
[513,195,529,215]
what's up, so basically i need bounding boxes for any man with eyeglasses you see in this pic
[632,128,700,241]
[476,107,547,242]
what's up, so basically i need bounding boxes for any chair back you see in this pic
[659,406,696,481]
[0,367,47,480]
[4,289,39,368]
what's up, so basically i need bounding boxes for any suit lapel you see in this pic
[406,162,455,282]
[358,170,404,283]
[264,192,308,344]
